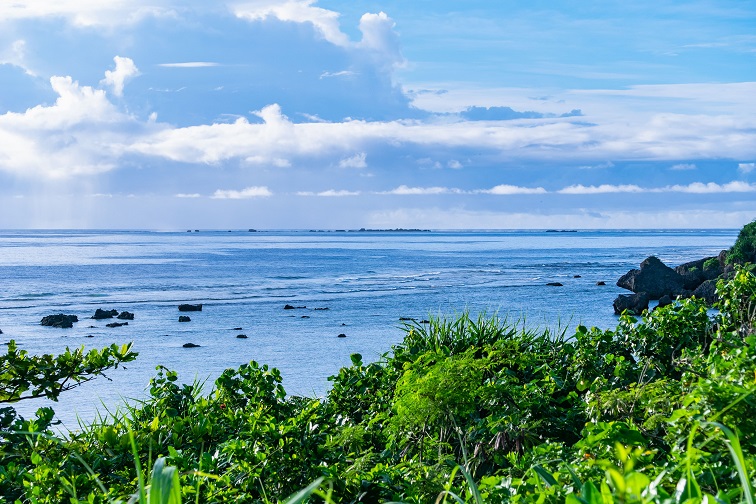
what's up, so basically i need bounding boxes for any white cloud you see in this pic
[320,70,356,79]
[316,189,360,197]
[558,184,645,194]
[661,181,756,193]
[233,0,349,46]
[101,56,140,97]
[482,184,547,195]
[447,160,462,169]
[0,1,184,26]
[578,161,614,170]
[175,193,201,198]
[384,185,456,195]
[671,163,696,170]
[739,162,755,174]
[157,62,220,68]
[338,152,367,169]
[211,186,272,199]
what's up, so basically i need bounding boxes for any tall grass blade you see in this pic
[283,477,324,504]
[706,422,754,504]
[149,457,182,504]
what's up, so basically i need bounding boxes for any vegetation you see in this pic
[728,220,756,264]
[1,267,755,503]
[703,258,719,271]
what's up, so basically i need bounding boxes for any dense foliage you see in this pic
[1,267,755,503]
[728,220,756,264]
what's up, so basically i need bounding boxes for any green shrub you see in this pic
[703,257,719,270]
[728,219,756,264]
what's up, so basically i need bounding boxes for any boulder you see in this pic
[117,311,135,320]
[41,314,79,328]
[656,295,673,309]
[92,309,119,320]
[232,327,243,331]
[546,282,563,287]
[596,281,606,286]
[236,334,248,339]
[692,279,718,305]
[573,275,582,278]
[674,256,722,290]
[337,333,347,338]
[613,292,650,315]
[183,343,200,348]
[616,256,685,300]
[179,304,202,312]
[106,322,128,328]
[178,316,191,323]
[284,304,306,310]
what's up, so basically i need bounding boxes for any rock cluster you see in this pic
[614,251,732,315]
[41,314,79,328]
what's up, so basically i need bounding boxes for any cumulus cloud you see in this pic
[481,184,547,195]
[661,181,756,193]
[447,160,462,169]
[384,185,457,195]
[739,162,755,174]
[316,189,360,197]
[211,186,272,199]
[0,73,139,178]
[101,56,140,97]
[671,163,696,170]
[233,0,349,46]
[558,184,645,194]
[175,193,201,198]
[338,152,367,169]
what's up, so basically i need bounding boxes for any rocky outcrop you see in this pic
[692,279,718,305]
[183,343,200,348]
[284,304,306,310]
[179,304,202,312]
[236,334,248,339]
[546,282,563,287]
[117,311,135,320]
[675,256,722,290]
[106,322,128,328]
[178,316,191,322]
[613,293,649,315]
[41,314,79,328]
[616,256,685,300]
[92,309,119,320]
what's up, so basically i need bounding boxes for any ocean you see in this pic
[0,228,738,429]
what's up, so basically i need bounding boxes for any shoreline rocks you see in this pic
[41,314,79,328]
[92,309,119,320]
[178,304,202,312]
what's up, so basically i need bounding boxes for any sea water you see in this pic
[0,229,738,429]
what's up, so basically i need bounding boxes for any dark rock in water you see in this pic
[314,307,329,311]
[421,320,430,324]
[675,256,722,290]
[656,295,673,309]
[617,256,685,300]
[0,329,3,334]
[692,279,718,305]
[178,316,191,323]
[613,292,649,315]
[248,229,257,232]
[596,281,606,286]
[573,275,582,278]
[399,317,415,321]
[284,304,306,310]
[178,304,202,312]
[546,282,563,287]
[337,333,347,338]
[117,311,135,320]
[106,322,128,328]
[86,335,94,338]
[183,343,200,348]
[232,327,243,331]
[92,309,119,320]
[236,334,248,339]
[41,314,79,328]
[341,323,347,326]
[301,316,310,319]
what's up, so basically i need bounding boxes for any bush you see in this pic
[728,219,756,264]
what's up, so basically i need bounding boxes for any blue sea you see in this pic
[0,229,738,429]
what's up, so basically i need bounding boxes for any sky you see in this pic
[0,0,755,229]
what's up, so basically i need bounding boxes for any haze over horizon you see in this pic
[1,1,755,229]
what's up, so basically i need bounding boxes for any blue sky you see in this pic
[0,0,754,229]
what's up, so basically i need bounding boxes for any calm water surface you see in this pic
[0,229,737,428]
